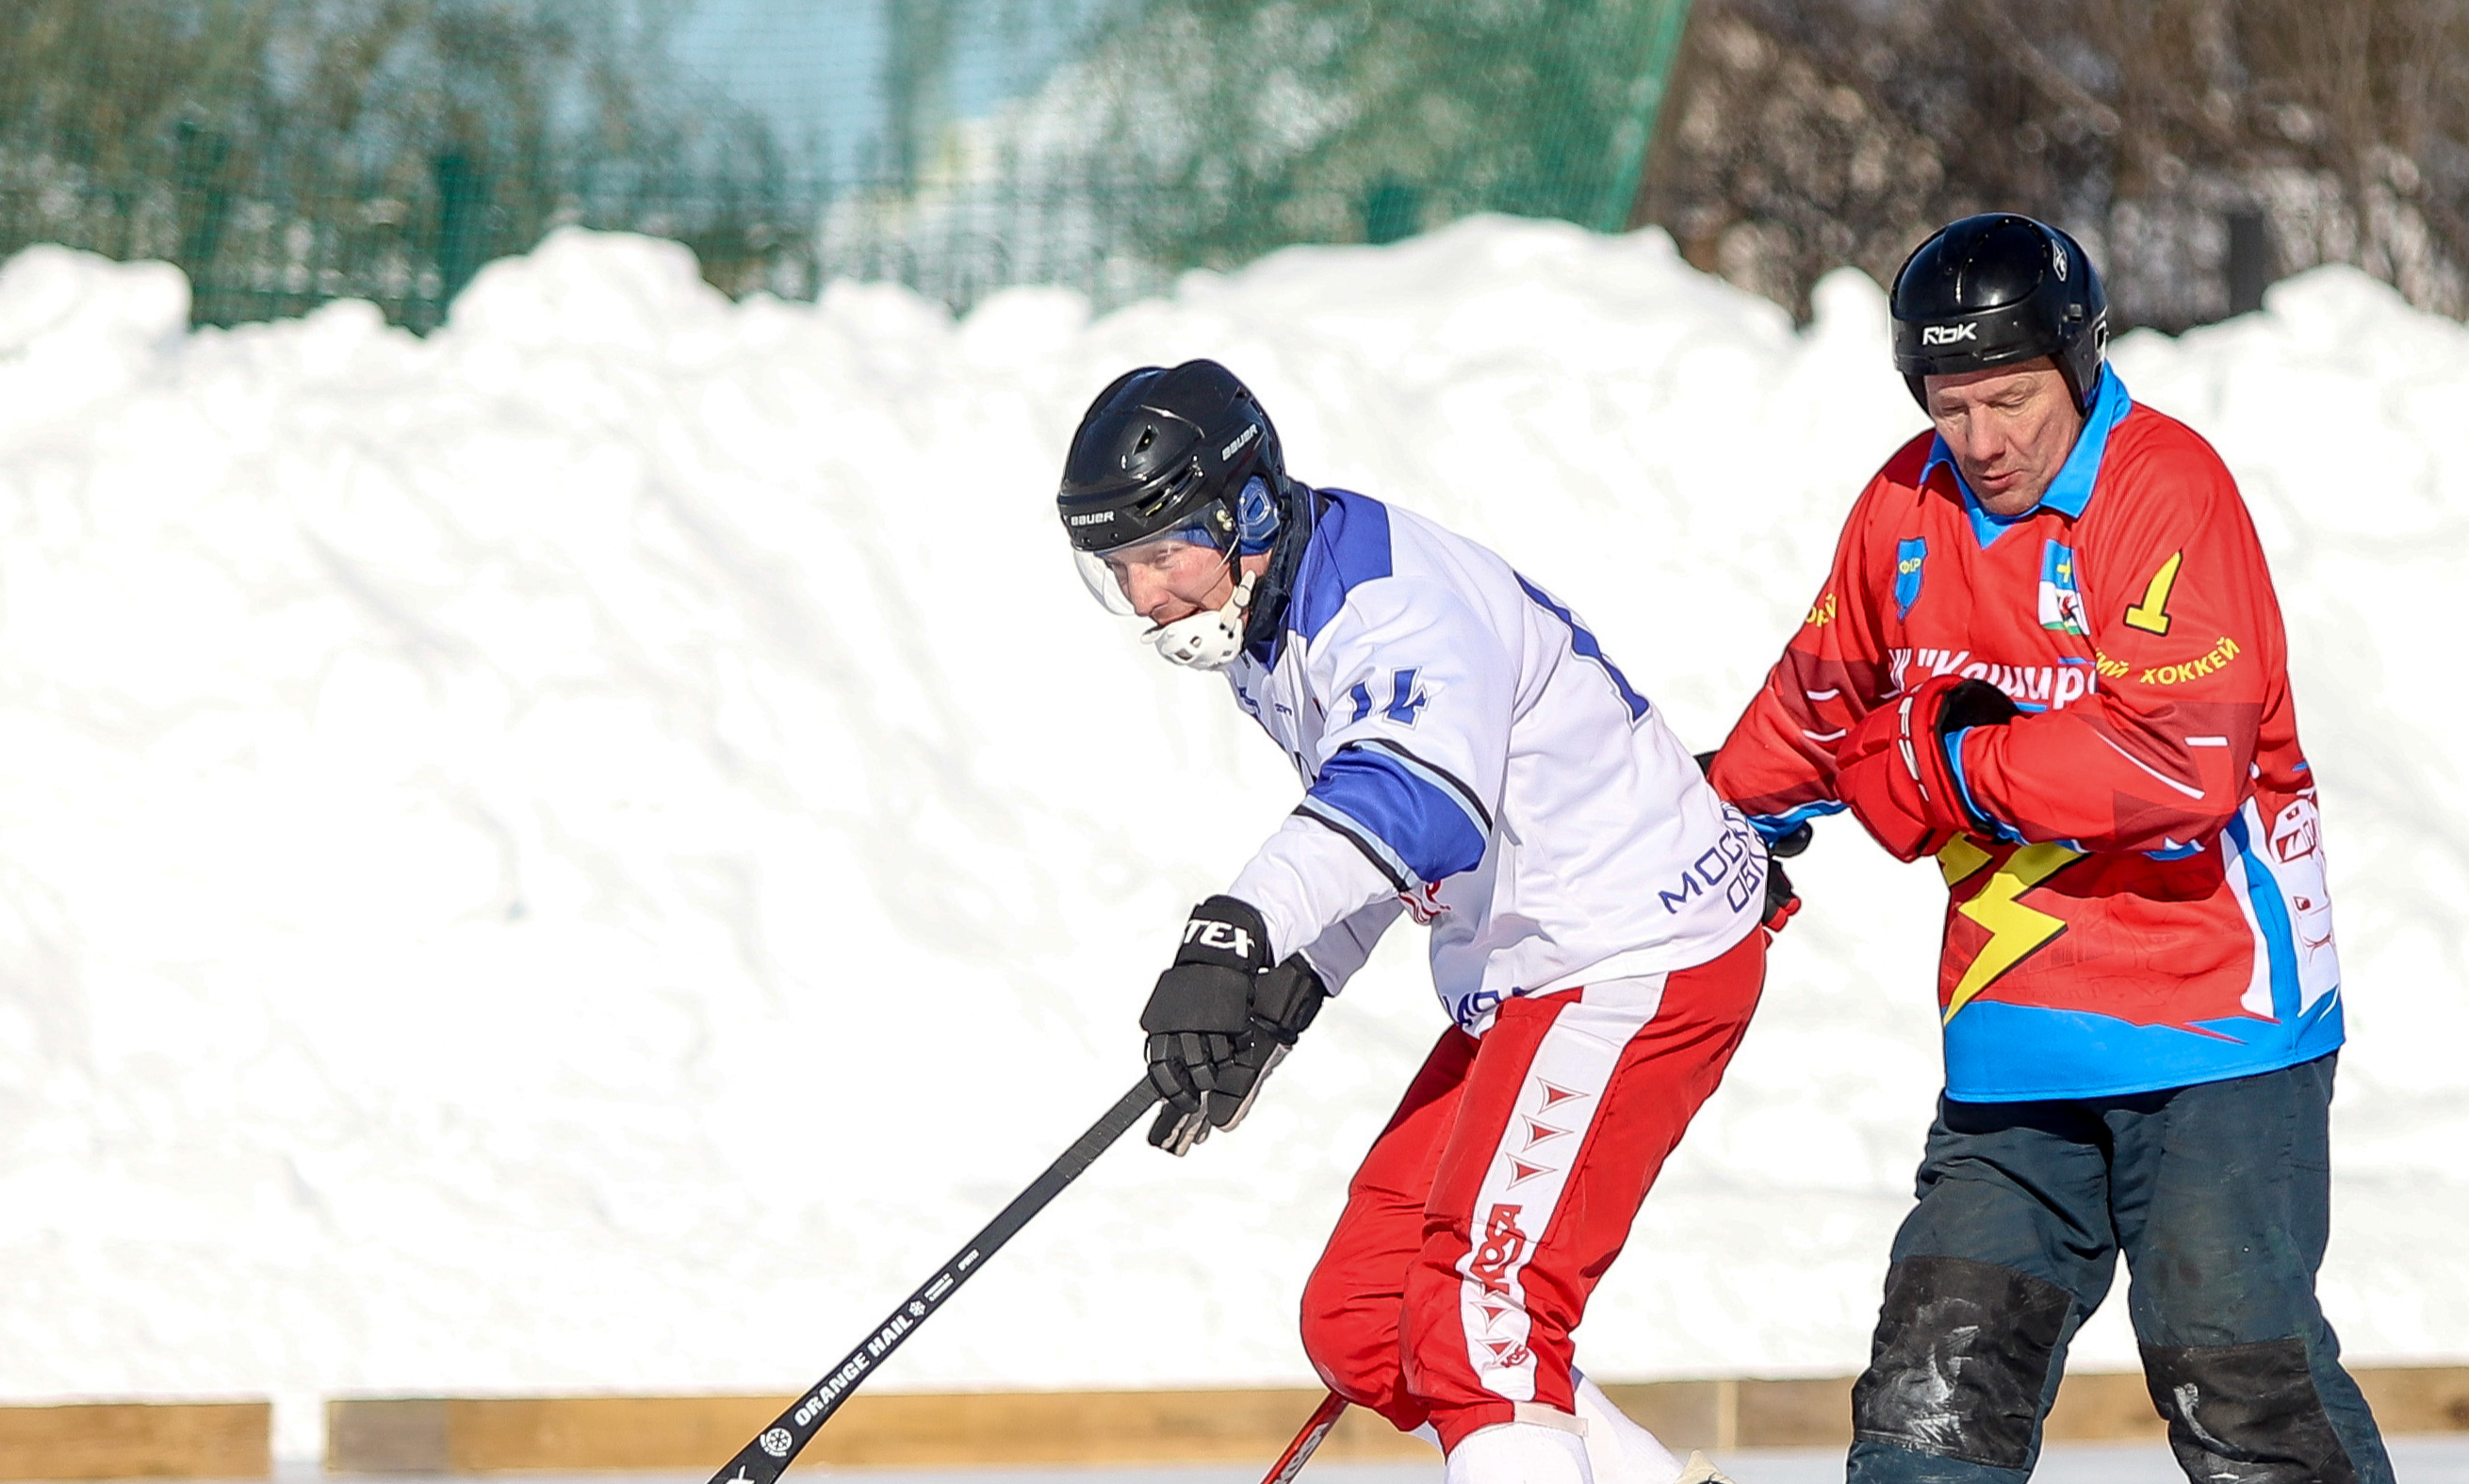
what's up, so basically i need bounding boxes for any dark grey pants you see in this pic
[1844,1053,2393,1484]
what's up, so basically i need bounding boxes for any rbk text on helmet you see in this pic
[1889,213,2110,413]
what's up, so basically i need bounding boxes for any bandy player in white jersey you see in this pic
[1058,362,1793,1484]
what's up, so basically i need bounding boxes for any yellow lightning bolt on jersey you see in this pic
[1936,840,2085,1023]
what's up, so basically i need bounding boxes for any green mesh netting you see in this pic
[0,0,1692,328]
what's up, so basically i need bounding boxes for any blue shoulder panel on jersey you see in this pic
[1301,742,1487,886]
[1288,490,1394,644]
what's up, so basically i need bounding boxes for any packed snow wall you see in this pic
[0,220,2462,1460]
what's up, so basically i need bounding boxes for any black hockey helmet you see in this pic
[1890,213,2109,411]
[1056,359,1284,557]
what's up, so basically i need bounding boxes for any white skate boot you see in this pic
[1444,1417,1592,1484]
[1571,1371,1739,1484]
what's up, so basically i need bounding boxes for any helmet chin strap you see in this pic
[1145,567,1259,670]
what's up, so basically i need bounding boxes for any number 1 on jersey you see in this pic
[2124,550,2183,635]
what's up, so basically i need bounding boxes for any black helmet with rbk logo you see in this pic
[1889,213,2109,412]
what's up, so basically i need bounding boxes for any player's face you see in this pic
[1103,535,1238,624]
[1922,359,2086,517]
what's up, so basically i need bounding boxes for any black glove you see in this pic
[1140,895,1327,1154]
[1695,748,1807,930]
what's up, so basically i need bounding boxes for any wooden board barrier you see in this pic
[326,1391,1435,1473]
[2356,1367,2469,1436]
[0,1401,270,1481]
[327,1366,2469,1472]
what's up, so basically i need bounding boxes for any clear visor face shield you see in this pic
[1072,517,1236,620]
[1070,490,1267,669]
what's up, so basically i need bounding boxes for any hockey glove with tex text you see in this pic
[1833,676,2019,861]
[1140,895,1327,1155]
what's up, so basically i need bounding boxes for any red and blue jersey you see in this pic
[1711,370,2344,1101]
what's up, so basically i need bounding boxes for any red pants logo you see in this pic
[1468,1203,1528,1296]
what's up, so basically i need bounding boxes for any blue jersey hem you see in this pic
[1943,991,2346,1103]
[1942,1036,2346,1103]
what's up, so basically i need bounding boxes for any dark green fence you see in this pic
[0,0,1694,328]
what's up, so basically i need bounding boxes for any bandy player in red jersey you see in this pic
[1058,362,1791,1484]
[1709,215,2393,1484]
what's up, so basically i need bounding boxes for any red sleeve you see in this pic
[1709,453,1913,824]
[1954,419,2285,854]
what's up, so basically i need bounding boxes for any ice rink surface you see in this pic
[262,1434,2469,1483]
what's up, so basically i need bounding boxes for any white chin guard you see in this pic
[1146,571,1257,669]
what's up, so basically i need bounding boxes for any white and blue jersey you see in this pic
[1222,490,1766,1035]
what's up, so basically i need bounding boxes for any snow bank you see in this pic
[0,221,2461,1460]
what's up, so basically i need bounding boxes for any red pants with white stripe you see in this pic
[1298,928,1766,1451]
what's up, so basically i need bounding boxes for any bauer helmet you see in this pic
[1057,360,1287,669]
[1890,213,2108,412]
